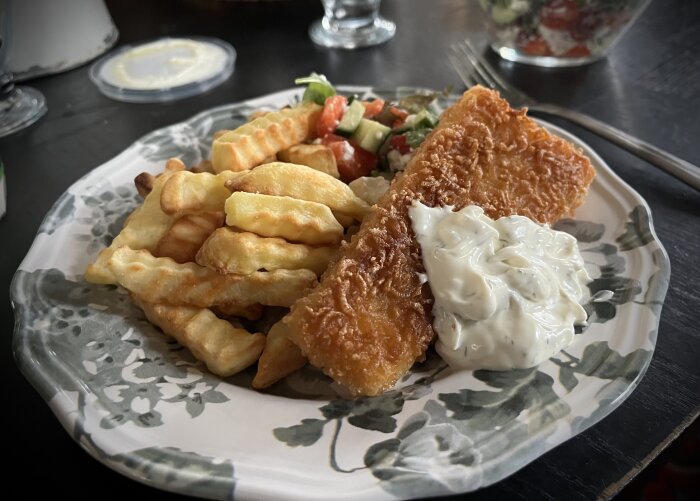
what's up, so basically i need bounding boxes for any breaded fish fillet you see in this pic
[284,86,596,396]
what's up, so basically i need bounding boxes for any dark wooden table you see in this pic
[2,0,698,499]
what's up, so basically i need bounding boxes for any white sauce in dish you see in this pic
[100,38,228,90]
[409,203,590,370]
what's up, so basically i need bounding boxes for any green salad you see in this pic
[295,73,444,182]
[479,0,649,59]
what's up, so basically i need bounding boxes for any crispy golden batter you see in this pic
[284,86,596,396]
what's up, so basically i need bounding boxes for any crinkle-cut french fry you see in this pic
[164,157,187,172]
[133,157,186,199]
[108,246,317,308]
[277,144,339,178]
[332,212,354,228]
[348,175,391,206]
[227,162,369,221]
[134,172,157,198]
[260,155,278,165]
[252,319,307,389]
[196,228,336,276]
[213,129,230,141]
[160,170,244,216]
[85,168,178,284]
[212,302,264,321]
[133,296,265,377]
[224,192,344,245]
[154,211,224,263]
[248,109,271,121]
[191,159,215,174]
[211,103,322,173]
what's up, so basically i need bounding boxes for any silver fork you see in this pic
[449,40,700,191]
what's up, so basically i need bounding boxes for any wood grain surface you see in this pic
[1,0,698,499]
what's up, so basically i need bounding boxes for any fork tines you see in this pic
[449,40,527,105]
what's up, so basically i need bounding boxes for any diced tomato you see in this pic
[316,95,347,138]
[520,36,551,56]
[362,99,385,119]
[564,44,591,57]
[321,134,344,143]
[539,0,579,31]
[390,135,411,155]
[322,134,377,182]
[389,106,409,128]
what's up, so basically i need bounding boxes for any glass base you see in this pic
[0,86,47,138]
[492,44,605,68]
[309,17,396,49]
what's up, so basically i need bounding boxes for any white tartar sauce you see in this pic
[100,38,228,90]
[409,203,590,370]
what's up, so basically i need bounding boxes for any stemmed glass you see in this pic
[310,0,396,49]
[0,2,46,138]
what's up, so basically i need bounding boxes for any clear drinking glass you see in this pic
[309,0,396,49]
[479,0,651,67]
[0,2,46,138]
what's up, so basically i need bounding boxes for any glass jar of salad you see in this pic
[479,0,651,67]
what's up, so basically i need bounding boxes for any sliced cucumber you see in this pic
[394,109,439,133]
[336,100,365,137]
[350,119,392,154]
[409,109,439,129]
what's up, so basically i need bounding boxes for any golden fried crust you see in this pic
[284,86,595,397]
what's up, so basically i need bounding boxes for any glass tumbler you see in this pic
[0,1,46,137]
[479,0,651,67]
[310,0,396,49]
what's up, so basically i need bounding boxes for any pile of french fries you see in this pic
[86,102,373,388]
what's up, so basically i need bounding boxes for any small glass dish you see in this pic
[479,0,651,67]
[90,37,235,103]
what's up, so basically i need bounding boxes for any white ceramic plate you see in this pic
[12,87,670,500]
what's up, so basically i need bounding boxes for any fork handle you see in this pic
[529,103,700,191]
